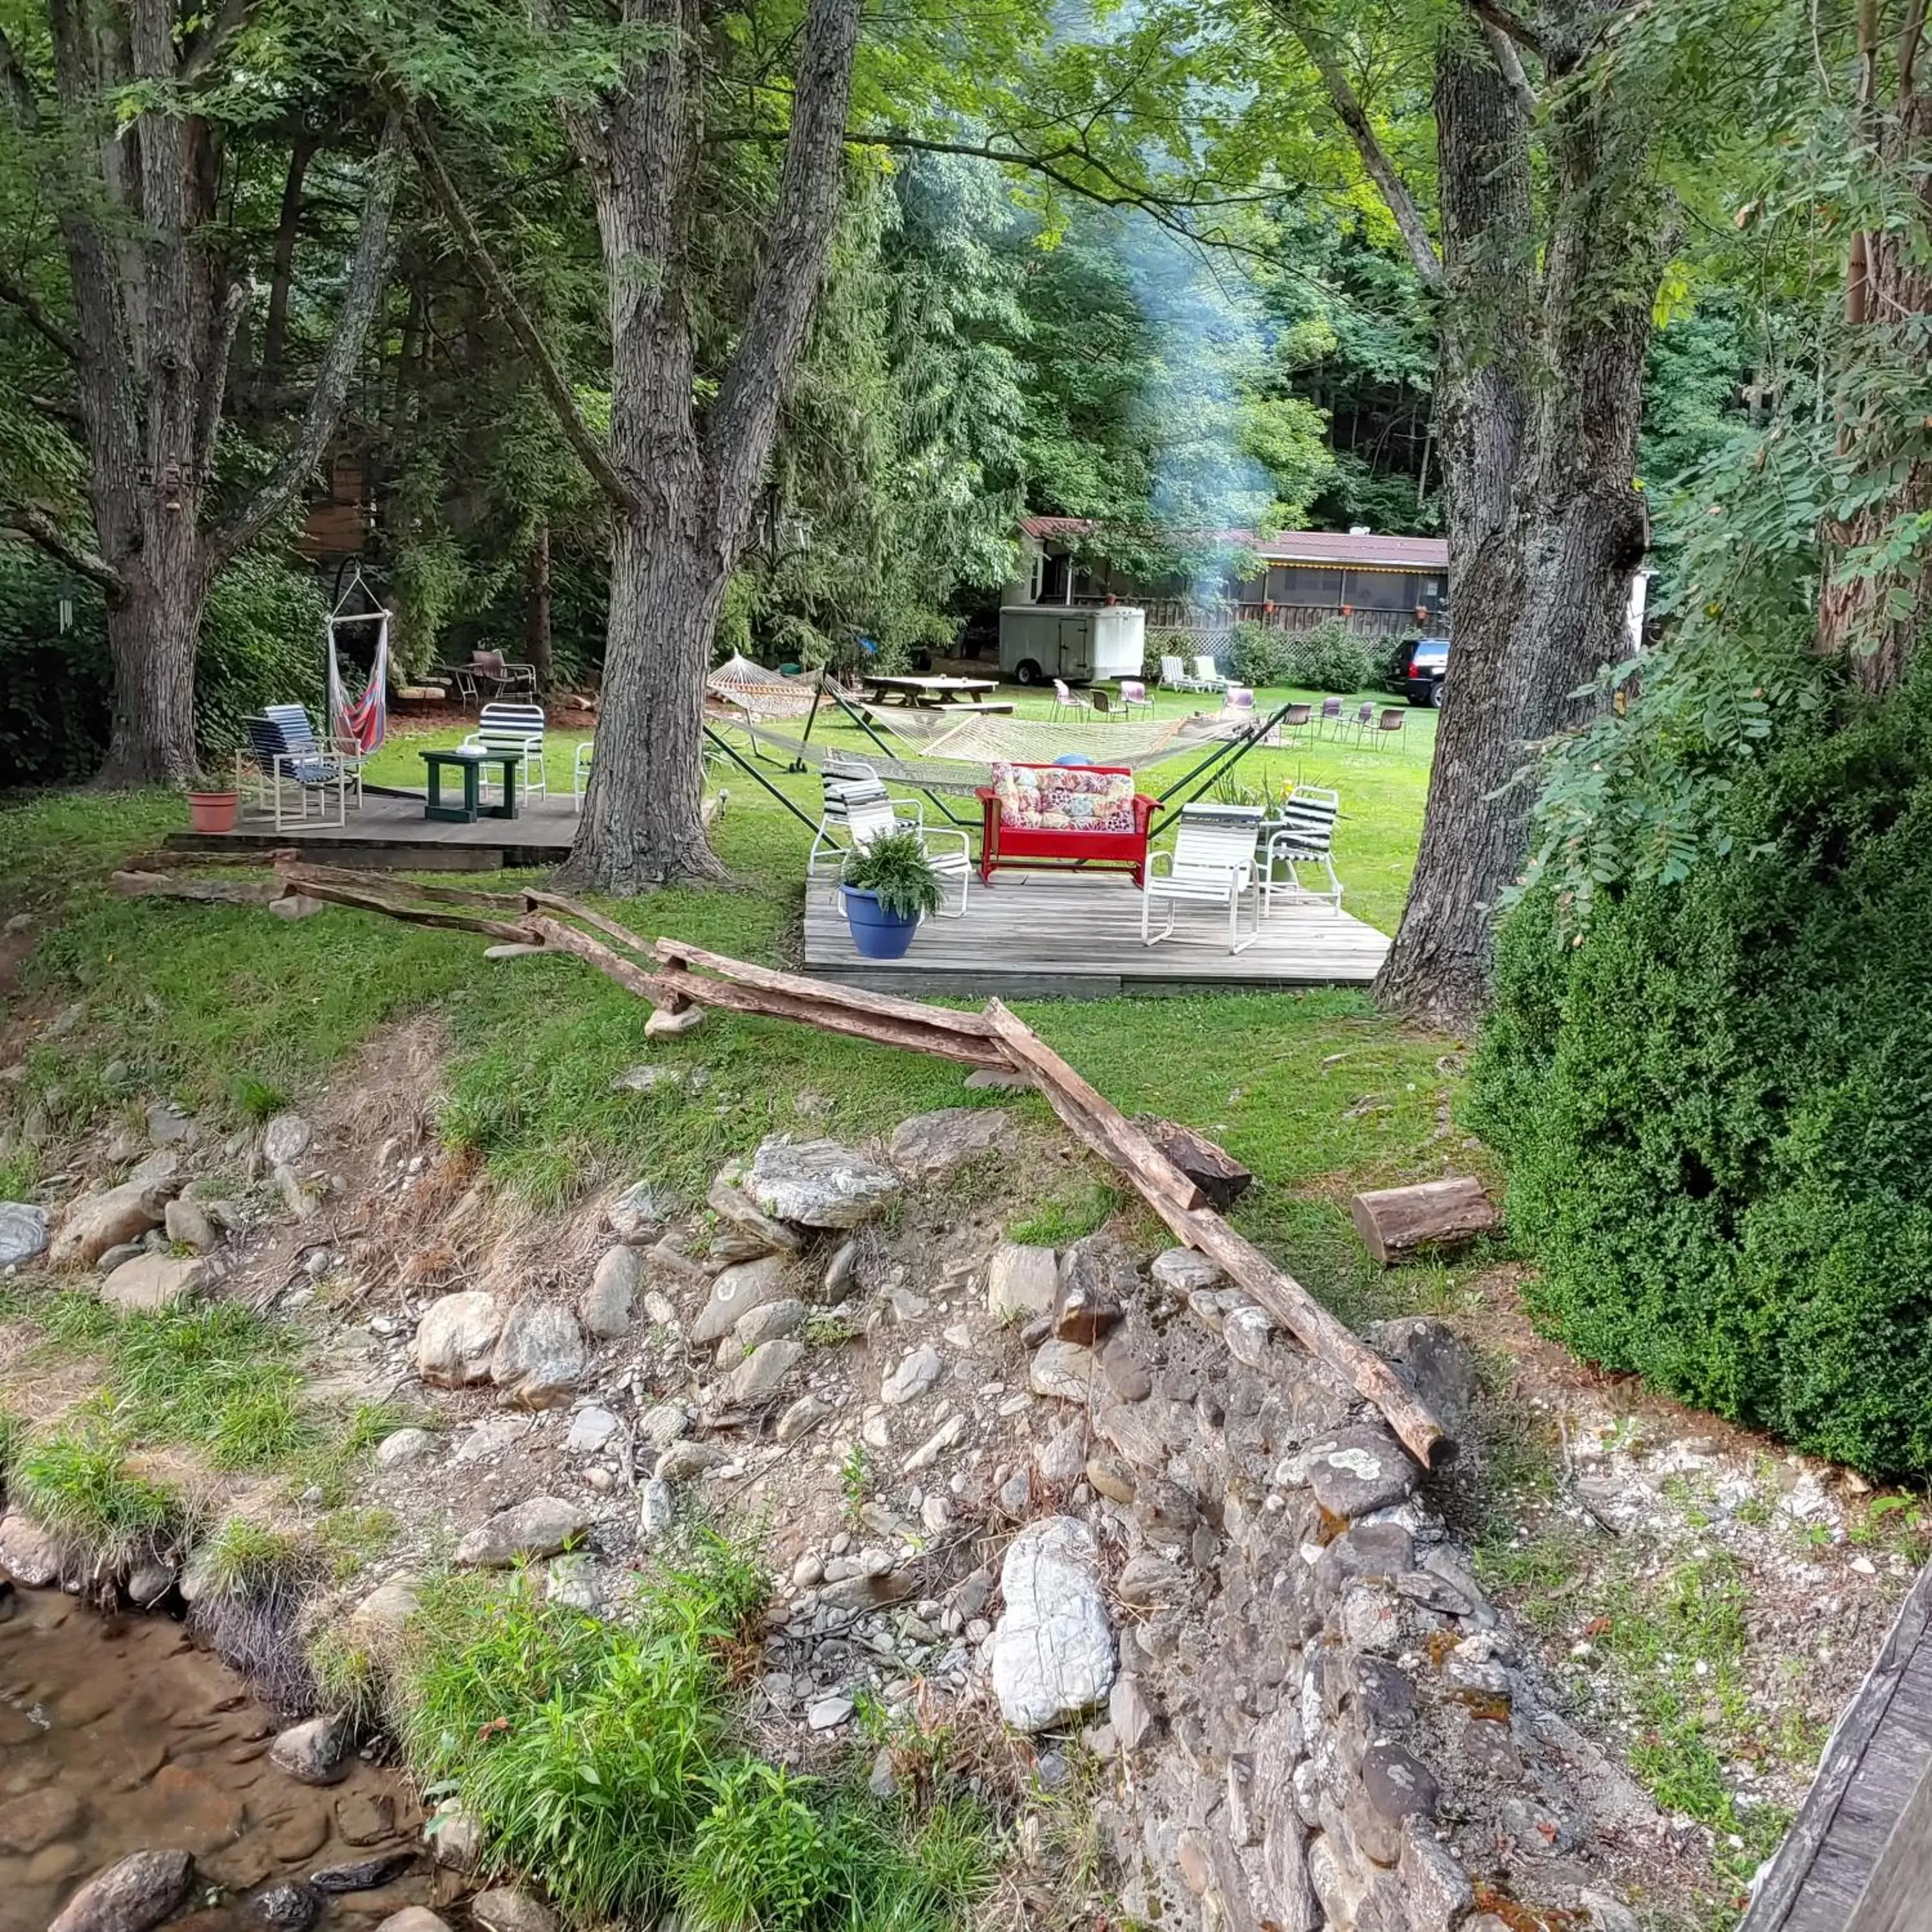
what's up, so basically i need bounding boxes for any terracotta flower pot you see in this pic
[187,790,239,833]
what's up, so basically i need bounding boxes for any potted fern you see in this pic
[840,828,943,960]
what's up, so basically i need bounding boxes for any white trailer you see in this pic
[998,603,1146,686]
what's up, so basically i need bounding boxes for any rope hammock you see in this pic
[324,564,391,754]
[706,652,820,720]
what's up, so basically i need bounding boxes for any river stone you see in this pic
[989,1515,1115,1731]
[656,1440,728,1481]
[0,1202,48,1268]
[881,1345,942,1406]
[1304,1426,1421,1520]
[125,1558,174,1606]
[313,1853,417,1893]
[1352,1741,1442,1866]
[639,1477,675,1540]
[726,1338,804,1405]
[49,1180,171,1269]
[706,1171,801,1255]
[490,1299,587,1408]
[1029,1339,1097,1402]
[1223,1303,1274,1370]
[987,1243,1057,1321]
[776,1392,832,1443]
[49,1849,196,1932]
[546,1551,605,1613]
[454,1495,587,1567]
[747,1137,901,1228]
[1397,1817,1473,1932]
[375,1428,436,1470]
[607,1180,676,1239]
[580,1247,640,1339]
[412,1291,502,1387]
[261,1113,312,1168]
[734,1296,807,1351]
[350,1575,421,1636]
[100,1251,205,1312]
[245,1882,321,1931]
[638,1401,689,1450]
[162,1197,218,1253]
[373,1914,450,1932]
[692,1255,790,1345]
[470,1890,562,1932]
[888,1107,1015,1175]
[566,1406,620,1454]
[0,1784,84,1853]
[1150,1247,1222,1294]
[269,1714,352,1786]
[0,1509,60,1586]
[1110,1672,1160,1752]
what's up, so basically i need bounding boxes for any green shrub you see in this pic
[1284,618,1376,694]
[1470,684,1932,1475]
[1226,620,1291,688]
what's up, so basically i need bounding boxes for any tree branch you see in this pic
[196,280,249,480]
[1,505,122,592]
[1269,5,1445,291]
[1464,0,1549,62]
[0,267,80,361]
[1481,21,1539,115]
[402,107,636,515]
[0,23,36,126]
[179,0,258,84]
[205,114,406,570]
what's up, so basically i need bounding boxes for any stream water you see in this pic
[0,1587,444,1932]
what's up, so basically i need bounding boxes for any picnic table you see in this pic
[421,748,523,823]
[860,674,1003,708]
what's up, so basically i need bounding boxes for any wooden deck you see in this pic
[802,871,1390,997]
[1743,1560,1932,1932]
[164,786,582,870]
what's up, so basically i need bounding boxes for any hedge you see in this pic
[1468,682,1932,1477]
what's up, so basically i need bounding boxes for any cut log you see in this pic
[1139,1116,1253,1212]
[113,871,283,905]
[1349,1177,1499,1265]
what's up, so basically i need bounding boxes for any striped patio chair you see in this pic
[460,701,548,800]
[239,705,361,831]
[1260,785,1343,913]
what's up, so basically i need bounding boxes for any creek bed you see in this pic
[0,1586,444,1931]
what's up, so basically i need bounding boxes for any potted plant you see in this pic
[839,828,943,960]
[185,769,240,833]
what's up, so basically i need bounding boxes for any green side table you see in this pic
[421,748,522,822]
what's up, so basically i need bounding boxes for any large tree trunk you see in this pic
[526,516,553,688]
[102,556,207,785]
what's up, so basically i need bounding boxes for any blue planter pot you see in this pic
[841,886,921,960]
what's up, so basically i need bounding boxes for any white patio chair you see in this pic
[1159,654,1207,692]
[461,701,547,801]
[1051,677,1092,721]
[1261,785,1343,912]
[1192,654,1227,692]
[1119,679,1153,714]
[828,786,971,917]
[573,739,594,811]
[1142,804,1265,953]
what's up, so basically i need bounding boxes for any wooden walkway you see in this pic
[164,787,581,870]
[802,871,1390,997]
[1743,1561,1932,1932]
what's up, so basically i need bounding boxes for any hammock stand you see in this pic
[323,563,392,755]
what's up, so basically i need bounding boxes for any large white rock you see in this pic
[579,1247,640,1339]
[987,1243,1057,1321]
[989,1515,1115,1732]
[413,1291,503,1387]
[490,1299,587,1409]
[0,1510,61,1586]
[0,1202,48,1269]
[99,1253,204,1313]
[48,1180,171,1269]
[691,1255,790,1345]
[747,1138,901,1229]
[454,1495,586,1568]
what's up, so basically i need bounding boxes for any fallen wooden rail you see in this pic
[190,858,1452,1466]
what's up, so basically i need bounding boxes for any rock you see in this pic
[312,1852,417,1892]
[1224,1303,1274,1369]
[1369,1316,1481,1439]
[350,1576,421,1636]
[987,1243,1057,1321]
[424,1805,481,1871]
[161,1197,218,1252]
[808,1694,856,1730]
[726,1338,803,1405]
[470,1891,561,1932]
[706,1171,802,1255]
[0,1785,84,1853]
[1304,1426,1422,1520]
[824,1240,859,1297]
[1054,1235,1130,1343]
[1396,1818,1472,1932]
[747,1137,901,1228]
[0,1201,48,1268]
[734,1297,807,1350]
[48,1850,196,1932]
[1110,1672,1159,1751]
[372,1915,450,1932]
[269,1713,352,1786]
[261,1114,312,1168]
[96,1241,144,1274]
[692,1255,791,1345]
[1028,1339,1095,1402]
[989,1515,1115,1731]
[964,1064,1030,1090]
[50,1180,171,1269]
[656,1441,728,1481]
[453,1414,534,1463]
[904,1414,965,1473]
[869,1746,898,1799]
[611,1064,681,1093]
[1086,1453,1137,1505]
[1095,1401,1166,1472]
[490,1299,587,1408]
[376,1427,437,1470]
[0,1510,61,1586]
[245,1882,321,1931]
[273,1163,320,1222]
[638,1479,675,1540]
[412,1291,502,1387]
[638,1401,690,1449]
[580,1247,641,1339]
[1352,1741,1441,1866]
[546,1553,605,1613]
[453,1496,587,1567]
[145,1103,194,1146]
[1115,1553,1186,1607]
[776,1393,832,1443]
[607,1180,677,1238]
[1034,1420,1089,1486]
[881,1346,942,1406]
[887,1108,1015,1175]
[1575,1889,1642,1932]
[100,1251,205,1312]
[1150,1247,1222,1294]
[1096,1334,1152,1402]
[643,1003,703,1038]
[566,1406,621,1454]
[124,1559,174,1606]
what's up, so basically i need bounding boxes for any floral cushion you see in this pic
[991,762,1137,833]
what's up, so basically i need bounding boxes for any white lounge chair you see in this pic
[806,759,971,915]
[1261,785,1343,912]
[1159,654,1207,692]
[1193,654,1227,692]
[1142,804,1265,953]
[461,701,548,801]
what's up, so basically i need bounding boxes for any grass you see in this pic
[113,1301,312,1470]
[395,1528,990,1930]
[11,1411,185,1567]
[198,1514,307,1595]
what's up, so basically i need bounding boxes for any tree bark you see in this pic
[258,133,316,400]
[526,516,553,688]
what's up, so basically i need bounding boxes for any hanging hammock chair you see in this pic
[325,563,392,753]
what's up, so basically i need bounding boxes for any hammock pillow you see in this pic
[991,762,1135,833]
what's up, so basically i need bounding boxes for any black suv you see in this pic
[1387,636,1448,707]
